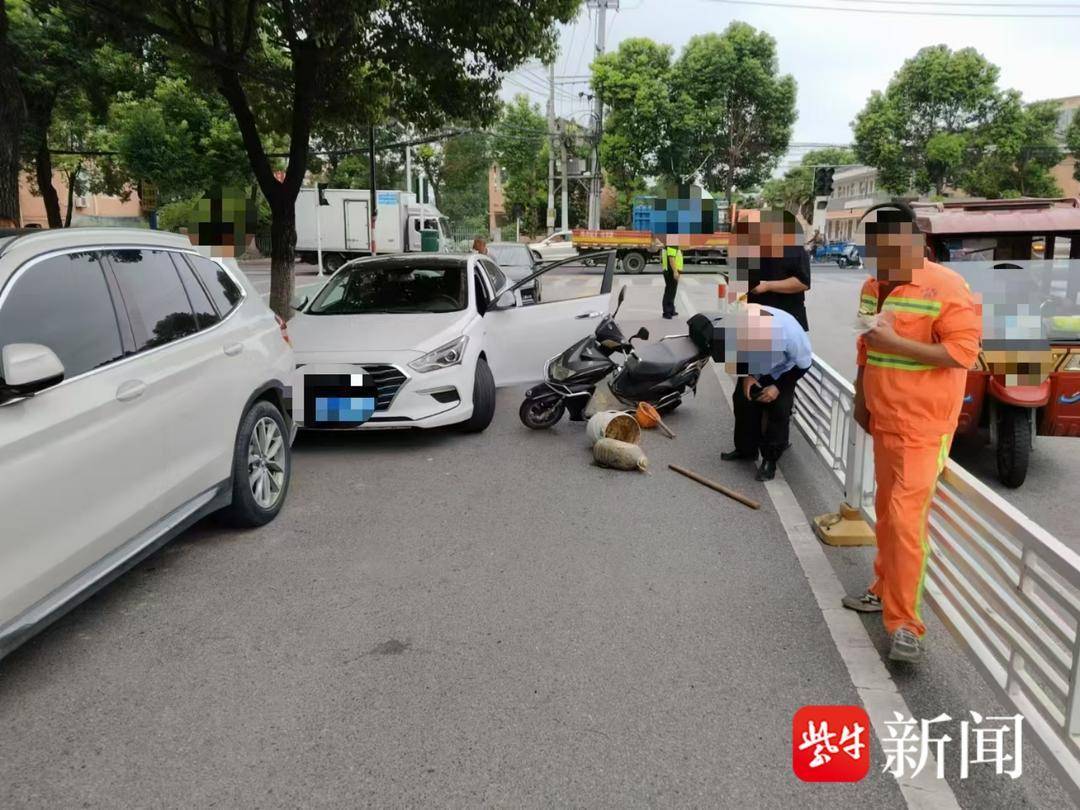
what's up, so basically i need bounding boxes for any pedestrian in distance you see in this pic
[719,303,812,481]
[842,202,982,665]
[471,236,488,255]
[660,239,684,319]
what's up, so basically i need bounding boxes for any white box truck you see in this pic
[294,188,451,273]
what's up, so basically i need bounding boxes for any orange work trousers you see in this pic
[867,429,951,637]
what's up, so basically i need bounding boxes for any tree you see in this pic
[962,97,1062,199]
[414,133,489,227]
[670,24,796,211]
[1066,109,1080,184]
[78,0,577,319]
[760,147,857,222]
[0,1,26,225]
[853,45,1012,196]
[109,76,251,203]
[591,38,676,207]
[492,95,550,233]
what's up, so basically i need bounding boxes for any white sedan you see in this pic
[287,251,615,432]
[528,230,578,262]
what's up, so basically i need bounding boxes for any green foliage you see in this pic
[108,77,250,202]
[853,45,1061,198]
[592,25,795,210]
[491,96,549,231]
[1064,109,1080,183]
[963,97,1062,198]
[671,24,796,204]
[760,147,857,222]
[416,133,490,226]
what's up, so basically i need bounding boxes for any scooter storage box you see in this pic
[688,312,726,362]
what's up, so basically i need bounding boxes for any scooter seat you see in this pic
[625,338,702,380]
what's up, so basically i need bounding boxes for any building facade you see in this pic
[18,170,142,229]
[823,165,890,243]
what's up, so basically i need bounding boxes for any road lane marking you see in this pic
[676,287,960,810]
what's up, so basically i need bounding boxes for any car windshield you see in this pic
[487,244,531,267]
[308,260,467,314]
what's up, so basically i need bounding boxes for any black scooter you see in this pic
[518,289,716,429]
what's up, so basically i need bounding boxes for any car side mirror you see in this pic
[291,294,309,311]
[530,249,543,262]
[491,290,516,310]
[0,343,64,402]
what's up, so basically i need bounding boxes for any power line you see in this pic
[704,0,1080,17]
[833,0,1080,7]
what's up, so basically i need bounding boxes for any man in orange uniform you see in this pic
[842,203,982,664]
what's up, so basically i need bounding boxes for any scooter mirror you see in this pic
[618,286,627,304]
[635,326,650,341]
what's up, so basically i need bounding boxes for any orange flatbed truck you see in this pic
[569,229,735,274]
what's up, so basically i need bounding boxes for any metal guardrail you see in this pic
[793,356,1080,800]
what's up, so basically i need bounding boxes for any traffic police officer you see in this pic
[661,243,683,319]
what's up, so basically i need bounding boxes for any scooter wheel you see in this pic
[519,397,566,429]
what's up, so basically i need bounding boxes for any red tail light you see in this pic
[275,314,292,347]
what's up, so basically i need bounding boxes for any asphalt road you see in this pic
[0,271,1071,808]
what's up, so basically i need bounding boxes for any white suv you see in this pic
[0,229,295,659]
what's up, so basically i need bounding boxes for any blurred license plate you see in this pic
[304,373,377,426]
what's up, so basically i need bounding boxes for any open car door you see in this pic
[484,251,616,386]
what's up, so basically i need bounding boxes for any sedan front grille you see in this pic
[361,364,407,411]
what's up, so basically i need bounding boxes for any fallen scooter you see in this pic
[518,288,719,429]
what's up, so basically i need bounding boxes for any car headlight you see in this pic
[409,336,469,373]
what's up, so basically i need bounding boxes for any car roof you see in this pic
[345,253,470,268]
[0,228,198,286]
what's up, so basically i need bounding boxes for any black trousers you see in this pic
[732,368,806,460]
[662,269,678,316]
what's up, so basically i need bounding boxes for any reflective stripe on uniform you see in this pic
[866,351,935,371]
[882,296,942,316]
[913,433,951,628]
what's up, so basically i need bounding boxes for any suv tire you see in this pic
[219,400,292,527]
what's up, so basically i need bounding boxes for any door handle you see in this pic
[575,311,602,319]
[223,342,244,356]
[116,380,146,402]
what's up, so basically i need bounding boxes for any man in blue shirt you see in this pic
[721,304,813,480]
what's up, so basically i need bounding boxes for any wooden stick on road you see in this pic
[668,464,761,510]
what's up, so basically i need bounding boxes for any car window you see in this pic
[105,249,198,351]
[479,258,508,291]
[308,260,467,314]
[0,251,124,379]
[175,257,220,329]
[186,255,243,316]
[487,245,530,268]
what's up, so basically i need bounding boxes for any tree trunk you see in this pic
[64,166,79,227]
[0,2,25,226]
[267,196,296,320]
[34,139,63,228]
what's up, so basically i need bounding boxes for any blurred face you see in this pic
[718,305,785,374]
[866,223,924,284]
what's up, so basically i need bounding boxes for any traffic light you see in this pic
[812,167,835,197]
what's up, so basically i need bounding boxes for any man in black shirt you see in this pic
[722,209,812,465]
[741,209,811,330]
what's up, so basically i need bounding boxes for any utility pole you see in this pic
[547,61,556,235]
[560,131,569,232]
[404,142,412,197]
[586,0,617,230]
[369,124,378,256]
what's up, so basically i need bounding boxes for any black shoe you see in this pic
[721,450,756,461]
[755,458,776,481]
[662,313,674,320]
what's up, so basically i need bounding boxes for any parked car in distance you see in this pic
[528,230,577,262]
[0,229,296,660]
[487,241,543,303]
[287,251,617,433]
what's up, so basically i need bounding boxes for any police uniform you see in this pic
[661,246,683,318]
